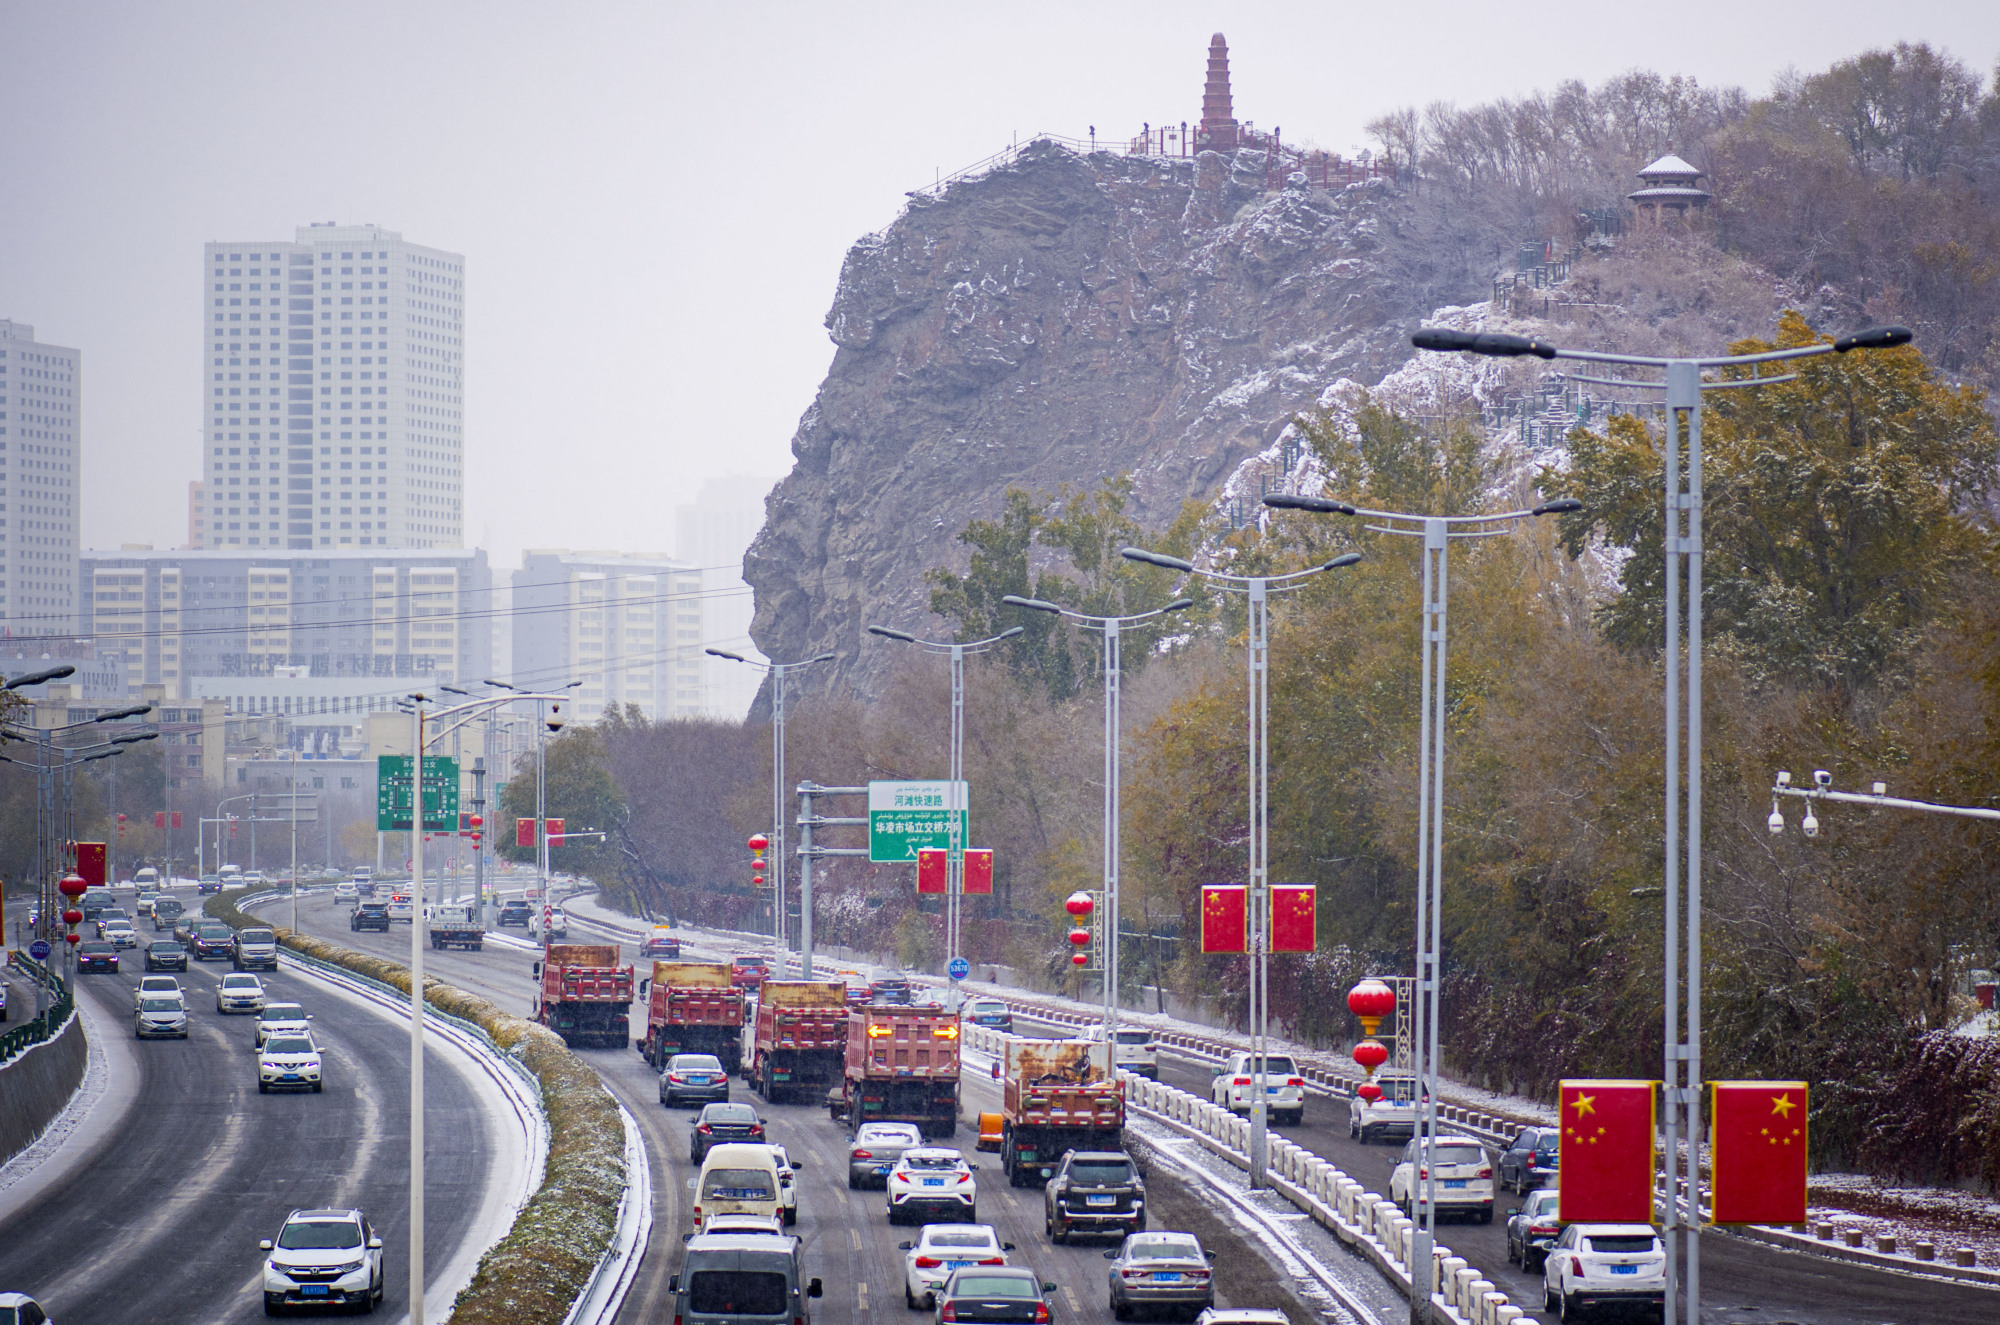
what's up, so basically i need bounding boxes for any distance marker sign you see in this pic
[868,780,969,862]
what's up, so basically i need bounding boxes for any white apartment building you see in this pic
[512,551,704,724]
[675,475,775,721]
[198,224,463,552]
[0,320,81,635]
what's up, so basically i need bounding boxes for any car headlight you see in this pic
[332,1259,365,1275]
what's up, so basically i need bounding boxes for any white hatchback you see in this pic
[1390,1135,1495,1223]
[1210,1052,1306,1126]
[900,1222,1011,1309]
[218,972,267,1015]
[1543,1223,1667,1318]
[886,1146,978,1224]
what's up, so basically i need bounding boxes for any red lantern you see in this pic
[1352,1038,1389,1077]
[1357,1081,1383,1104]
[1065,891,1094,917]
[65,932,81,946]
[752,873,767,887]
[469,815,483,828]
[1068,928,1091,947]
[1347,978,1396,1037]
[1070,951,1088,966]
[747,833,769,852]
[62,909,82,926]
[58,872,88,898]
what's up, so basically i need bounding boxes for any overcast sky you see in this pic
[3,1,1995,569]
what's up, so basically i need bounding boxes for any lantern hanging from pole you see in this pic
[1347,978,1396,1037]
[1067,927,1091,947]
[1065,891,1094,917]
[1070,951,1088,966]
[1356,1081,1383,1104]
[58,872,87,899]
[1352,1038,1389,1078]
[65,932,80,946]
[62,909,82,926]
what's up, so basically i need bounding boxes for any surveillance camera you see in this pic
[1801,812,1819,839]
[1768,806,1785,835]
[1813,769,1832,789]
[1775,771,1791,787]
[546,703,565,734]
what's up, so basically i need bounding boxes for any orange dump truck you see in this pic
[533,942,635,1049]
[749,980,849,1105]
[999,1038,1122,1186]
[638,961,746,1071]
[831,1004,962,1139]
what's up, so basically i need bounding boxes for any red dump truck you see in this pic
[534,943,635,1049]
[998,1038,1123,1186]
[749,980,848,1105]
[830,1004,962,1139]
[637,960,745,1071]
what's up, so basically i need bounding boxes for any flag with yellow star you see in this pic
[1270,884,1316,952]
[1557,1079,1657,1223]
[1199,885,1247,954]
[1710,1080,1808,1224]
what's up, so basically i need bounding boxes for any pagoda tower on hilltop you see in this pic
[1198,32,1238,152]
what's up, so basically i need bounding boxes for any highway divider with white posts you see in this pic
[959,1020,1533,1325]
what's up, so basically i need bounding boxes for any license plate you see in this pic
[875,1164,893,1174]
[1267,1086,1283,1094]
[302,1286,329,1297]
[1152,1273,1182,1283]
[923,1178,945,1187]
[1444,1179,1467,1189]
[947,1261,972,1271]
[1086,1194,1116,1207]
[1611,1265,1638,1276]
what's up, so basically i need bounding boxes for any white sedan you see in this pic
[333,881,359,904]
[899,1222,1011,1309]
[886,1147,978,1225]
[1209,1052,1306,1126]
[217,972,266,1015]
[257,1034,323,1092]
[1543,1223,1667,1320]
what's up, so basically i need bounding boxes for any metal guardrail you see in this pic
[0,958,73,1067]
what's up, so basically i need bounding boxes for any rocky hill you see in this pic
[744,139,1503,703]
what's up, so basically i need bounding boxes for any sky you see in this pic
[3,1,1996,571]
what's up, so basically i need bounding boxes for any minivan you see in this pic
[694,1142,783,1233]
[671,1232,822,1325]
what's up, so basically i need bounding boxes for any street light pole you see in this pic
[864,626,1024,997]
[708,650,838,973]
[1410,320,1911,1325]
[409,695,427,1325]
[1119,547,1359,1188]
[1000,596,1194,1038]
[1266,492,1577,1320]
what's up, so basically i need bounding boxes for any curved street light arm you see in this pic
[867,624,1023,653]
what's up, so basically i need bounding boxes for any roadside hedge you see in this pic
[207,888,626,1321]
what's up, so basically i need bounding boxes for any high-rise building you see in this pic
[512,551,704,725]
[79,546,493,698]
[200,224,464,552]
[0,319,81,635]
[675,476,776,720]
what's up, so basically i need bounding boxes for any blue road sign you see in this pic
[29,939,52,961]
[947,956,971,981]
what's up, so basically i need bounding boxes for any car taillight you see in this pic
[1189,1270,1210,1281]
[1121,1270,1149,1281]
[1477,1167,1492,1179]
[956,1173,971,1183]
[1033,1303,1049,1324]
[852,1150,872,1160]
[750,1125,764,1136]
[1418,1168,1428,1180]
[914,1256,942,1268]
[1571,1257,1585,1276]
[979,1257,1004,1266]
[1287,1077,1303,1087]
[697,1124,712,1133]
[1233,1077,1251,1086]
[940,1304,957,1322]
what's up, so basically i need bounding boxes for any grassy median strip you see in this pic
[208,888,626,1322]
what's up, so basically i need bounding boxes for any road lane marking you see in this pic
[857,1282,869,1311]
[851,1227,863,1251]
[1063,1285,1082,1315]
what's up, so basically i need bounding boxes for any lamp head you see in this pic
[705,648,747,663]
[1002,595,1064,615]
[1120,547,1195,573]
[1531,498,1584,516]
[1162,597,1196,613]
[811,653,838,664]
[868,625,917,643]
[1832,325,1914,353]
[996,626,1026,641]
[93,704,153,722]
[4,664,76,689]
[1262,494,1357,516]
[1413,328,1558,359]
[1321,553,1363,571]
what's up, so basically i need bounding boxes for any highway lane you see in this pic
[0,888,497,1323]
[1125,1032,2000,1325]
[275,894,1345,1325]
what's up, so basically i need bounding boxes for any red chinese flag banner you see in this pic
[916,848,948,894]
[515,818,535,848]
[1270,884,1316,952]
[73,842,107,888]
[1200,885,1248,953]
[154,811,167,830]
[961,848,994,895]
[172,811,182,829]
[1710,1081,1808,1225]
[547,818,565,844]
[1557,1080,1657,1223]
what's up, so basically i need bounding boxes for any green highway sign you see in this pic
[376,755,461,831]
[868,779,969,862]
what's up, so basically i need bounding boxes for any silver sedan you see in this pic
[1106,1231,1215,1320]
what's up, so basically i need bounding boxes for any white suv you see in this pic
[1090,1025,1160,1079]
[1390,1134,1494,1223]
[260,1207,383,1313]
[1543,1223,1667,1318]
[886,1147,979,1224]
[1210,1052,1306,1125]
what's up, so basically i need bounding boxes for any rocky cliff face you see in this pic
[744,140,1494,704]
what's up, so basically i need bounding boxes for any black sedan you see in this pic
[78,940,119,973]
[660,1054,731,1107]
[144,941,189,972]
[690,1102,766,1162]
[934,1268,1059,1325]
[350,902,391,932]
[496,900,534,928]
[1496,1126,1560,1194]
[1505,1187,1563,1272]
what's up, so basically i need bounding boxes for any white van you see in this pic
[694,1143,783,1233]
[672,1232,821,1325]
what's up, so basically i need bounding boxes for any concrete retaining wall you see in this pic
[0,1012,86,1166]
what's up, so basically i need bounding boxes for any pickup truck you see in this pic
[428,905,485,951]
[1349,1071,1420,1144]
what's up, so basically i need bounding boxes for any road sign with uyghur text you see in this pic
[376,755,460,831]
[868,780,968,863]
